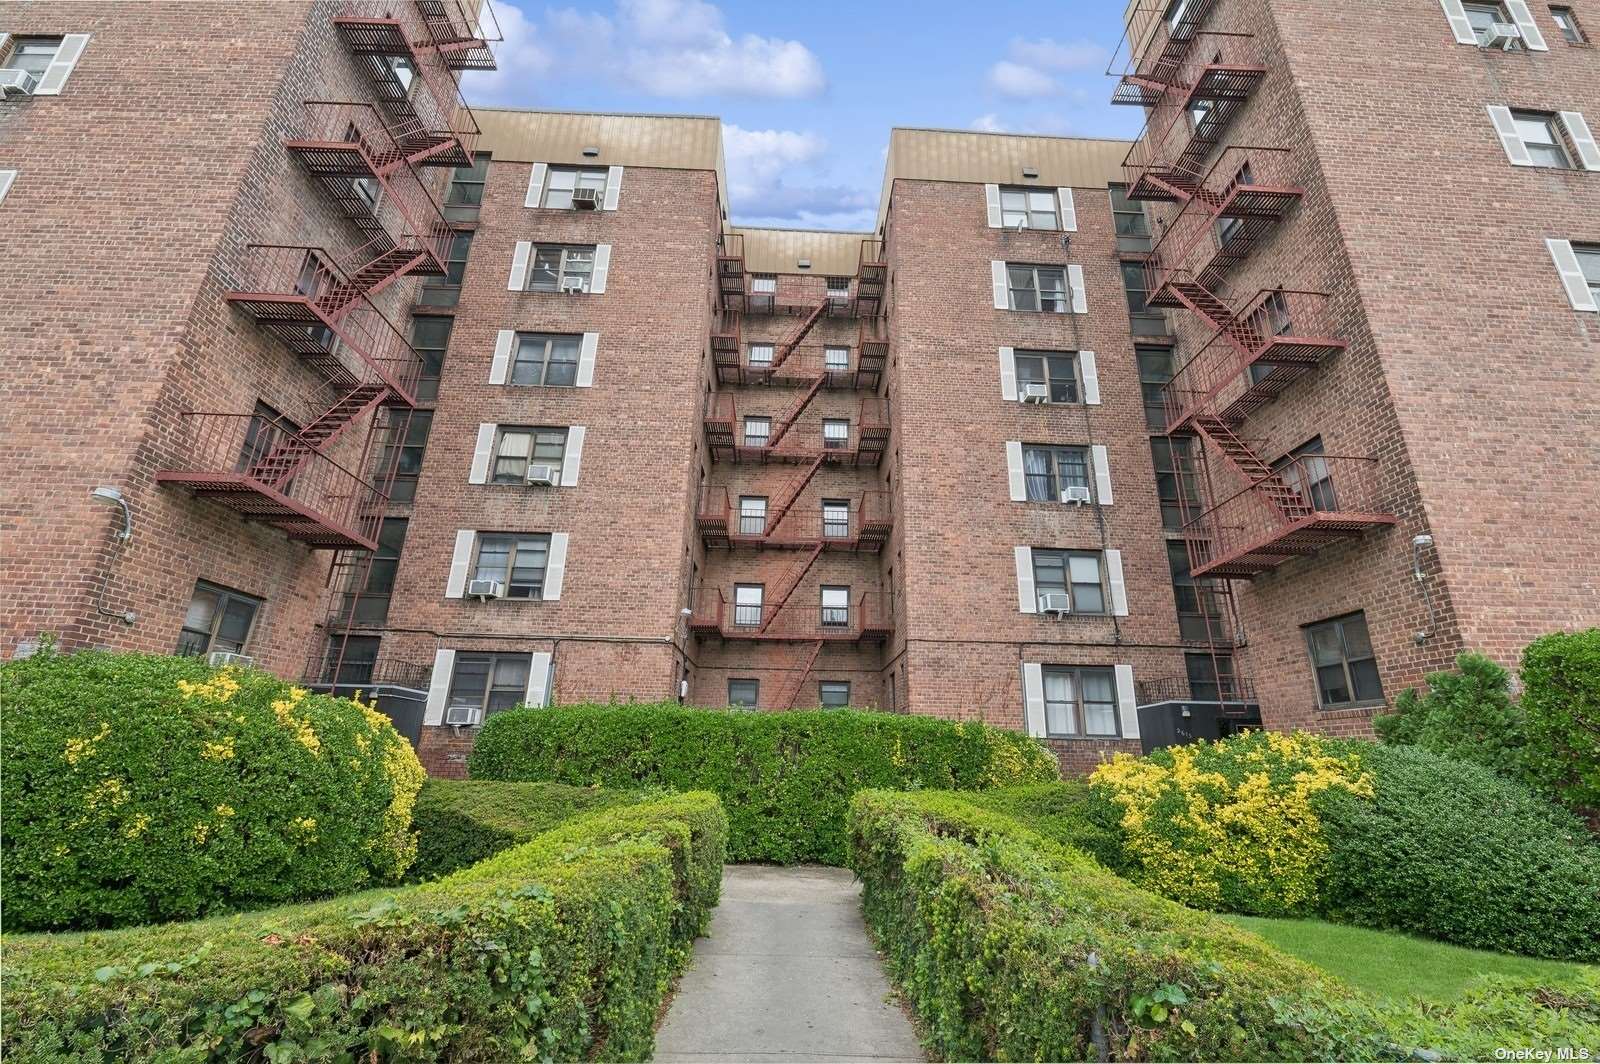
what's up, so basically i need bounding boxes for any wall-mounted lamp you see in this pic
[1411,533,1436,644]
[1021,167,1039,179]
[797,259,812,269]
[91,486,132,541]
[90,486,137,624]
[581,145,600,157]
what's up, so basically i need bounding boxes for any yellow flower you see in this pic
[62,722,112,765]
[124,813,151,838]
[177,672,241,703]
[85,777,129,810]
[192,822,210,844]
[215,804,235,818]
[201,737,235,761]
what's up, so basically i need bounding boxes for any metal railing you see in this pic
[1124,31,1265,179]
[337,1,480,159]
[704,394,890,456]
[1136,674,1258,705]
[689,587,893,639]
[1185,454,1386,571]
[1143,146,1299,284]
[714,343,873,383]
[697,489,892,541]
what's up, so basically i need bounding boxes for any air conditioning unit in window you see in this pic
[525,464,559,486]
[572,187,602,210]
[1020,382,1050,404]
[1483,21,1522,48]
[559,276,586,294]
[206,651,255,668]
[1061,485,1093,505]
[1038,593,1073,616]
[0,69,38,97]
[444,703,482,727]
[467,578,506,600]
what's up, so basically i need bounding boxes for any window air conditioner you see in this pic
[206,651,255,668]
[1020,382,1050,404]
[525,464,559,486]
[444,703,482,727]
[0,69,38,97]
[467,578,506,599]
[559,275,587,294]
[1483,22,1522,48]
[572,187,602,210]
[1038,592,1073,616]
[1061,485,1093,505]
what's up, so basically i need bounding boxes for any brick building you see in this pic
[3,0,1595,776]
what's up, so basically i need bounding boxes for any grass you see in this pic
[1222,914,1598,1003]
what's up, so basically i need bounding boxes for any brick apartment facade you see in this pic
[2,1,1595,777]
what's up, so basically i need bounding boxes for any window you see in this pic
[1575,243,1600,303]
[734,584,764,627]
[1,36,61,79]
[323,635,380,686]
[339,517,408,625]
[1274,437,1337,511]
[384,55,417,94]
[527,244,595,293]
[1552,5,1587,42]
[826,276,852,301]
[820,586,850,627]
[1007,264,1069,312]
[728,678,760,708]
[1150,437,1201,530]
[1168,540,1225,642]
[1110,184,1151,252]
[176,582,261,657]
[385,410,432,503]
[821,499,850,539]
[510,332,580,387]
[999,186,1059,229]
[541,166,606,209]
[1022,445,1090,503]
[1512,110,1573,167]
[491,426,567,484]
[448,653,530,720]
[743,417,771,448]
[446,154,490,206]
[419,229,474,306]
[1041,666,1119,737]
[238,401,298,476]
[472,533,551,599]
[824,345,849,371]
[819,681,851,707]
[739,495,767,535]
[1185,652,1240,702]
[1215,162,1254,243]
[1138,346,1177,429]
[410,315,452,401]
[1014,351,1079,403]
[748,342,774,366]
[822,419,850,449]
[750,274,777,294]
[1463,1,1512,42]
[1123,266,1166,336]
[1033,550,1107,614]
[1304,612,1383,708]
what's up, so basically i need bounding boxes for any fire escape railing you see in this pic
[696,489,893,547]
[688,587,893,641]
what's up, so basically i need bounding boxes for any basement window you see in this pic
[176,582,261,657]
[728,678,759,708]
[1304,612,1383,709]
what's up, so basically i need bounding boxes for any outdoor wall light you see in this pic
[89,486,137,624]
[1021,167,1039,179]
[582,145,600,157]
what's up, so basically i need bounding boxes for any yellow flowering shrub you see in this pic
[1090,731,1371,915]
[2,648,425,931]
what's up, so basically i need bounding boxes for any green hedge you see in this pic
[2,791,726,1062]
[410,780,655,880]
[847,790,1600,1062]
[1,649,423,931]
[1522,629,1600,813]
[469,702,1057,863]
[958,781,1126,869]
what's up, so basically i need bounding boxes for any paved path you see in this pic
[654,864,925,1063]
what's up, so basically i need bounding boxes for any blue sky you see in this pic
[461,0,1143,231]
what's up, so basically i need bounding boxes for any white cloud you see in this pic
[459,2,553,104]
[969,113,1077,136]
[720,123,874,227]
[987,60,1059,97]
[984,36,1109,99]
[972,113,1009,133]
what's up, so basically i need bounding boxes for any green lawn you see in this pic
[1222,915,1598,1003]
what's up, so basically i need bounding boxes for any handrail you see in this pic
[697,489,892,538]
[1122,31,1265,178]
[1143,146,1299,268]
[689,586,892,638]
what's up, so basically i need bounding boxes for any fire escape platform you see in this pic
[686,619,892,645]
[1191,510,1397,579]
[331,16,414,57]
[156,470,381,551]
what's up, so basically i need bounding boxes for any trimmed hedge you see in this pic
[1522,629,1600,814]
[469,702,1057,863]
[2,791,726,1062]
[958,781,1125,869]
[1,649,423,931]
[410,779,655,880]
[848,790,1600,1062]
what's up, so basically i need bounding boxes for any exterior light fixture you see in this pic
[582,145,600,157]
[1022,167,1039,179]
[89,486,137,624]
[797,259,812,269]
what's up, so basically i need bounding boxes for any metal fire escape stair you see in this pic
[768,302,828,370]
[780,640,826,709]
[765,374,827,448]
[315,248,436,317]
[767,456,825,531]
[245,384,389,487]
[756,543,823,633]
[1190,414,1311,521]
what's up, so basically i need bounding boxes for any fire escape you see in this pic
[693,234,893,708]
[158,2,491,683]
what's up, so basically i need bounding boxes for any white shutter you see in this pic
[1559,112,1600,170]
[1021,663,1047,738]
[1546,238,1599,311]
[423,649,456,726]
[1079,350,1101,405]
[1487,106,1535,166]
[1438,0,1479,43]
[524,163,548,207]
[577,332,599,387]
[526,651,553,708]
[1106,549,1128,616]
[1056,188,1077,231]
[1014,546,1037,614]
[1091,444,1114,505]
[603,166,623,210]
[991,260,1009,309]
[543,533,568,601]
[35,34,89,95]
[1068,264,1088,313]
[1005,441,1027,502]
[591,243,612,293]
[1506,0,1547,49]
[0,35,10,58]
[0,170,14,204]
[998,346,1018,400]
[984,183,1002,228]
[560,426,586,486]
[507,241,531,290]
[469,423,496,484]
[490,329,514,384]
[1114,663,1140,739]
[446,530,475,598]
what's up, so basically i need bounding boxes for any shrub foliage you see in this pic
[1374,652,1539,785]
[468,702,1058,863]
[1,649,424,931]
[1521,629,1600,814]
[2,792,727,1062]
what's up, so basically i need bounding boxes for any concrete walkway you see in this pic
[654,865,925,1063]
